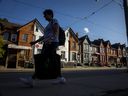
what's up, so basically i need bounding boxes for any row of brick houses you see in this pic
[79,35,127,67]
[0,18,127,68]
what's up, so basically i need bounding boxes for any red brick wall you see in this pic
[18,22,34,47]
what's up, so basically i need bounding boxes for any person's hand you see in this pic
[30,41,35,46]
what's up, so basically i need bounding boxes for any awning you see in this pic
[8,44,32,49]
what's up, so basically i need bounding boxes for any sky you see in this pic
[0,0,127,45]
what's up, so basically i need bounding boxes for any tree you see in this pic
[0,36,5,58]
[0,18,8,22]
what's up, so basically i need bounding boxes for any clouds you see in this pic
[84,27,89,33]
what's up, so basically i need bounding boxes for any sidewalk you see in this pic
[0,66,127,72]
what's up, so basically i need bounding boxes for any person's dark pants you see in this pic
[55,54,61,77]
[32,42,61,79]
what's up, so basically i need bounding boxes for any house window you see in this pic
[11,34,17,42]
[84,53,88,58]
[22,34,28,42]
[94,47,98,53]
[61,51,65,59]
[107,48,111,54]
[36,25,39,32]
[100,47,104,53]
[3,32,9,40]
[67,33,68,37]
[84,43,88,51]
[19,50,25,59]
[111,49,114,55]
[72,52,76,61]
[72,41,76,49]
[118,49,121,56]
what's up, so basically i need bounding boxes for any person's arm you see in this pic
[52,23,59,34]
[30,36,44,45]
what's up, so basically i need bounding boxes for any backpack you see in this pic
[59,27,65,46]
[51,19,65,46]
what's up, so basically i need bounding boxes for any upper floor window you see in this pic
[67,33,68,37]
[11,34,17,42]
[72,41,76,49]
[96,47,98,52]
[111,49,114,55]
[91,47,95,52]
[22,34,28,42]
[3,32,9,40]
[84,43,88,51]
[36,25,39,32]
[84,53,88,59]
[118,49,122,55]
[107,48,111,54]
[100,47,104,53]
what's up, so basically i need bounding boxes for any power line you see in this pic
[13,0,114,25]
[13,0,42,9]
[2,0,126,41]
[13,0,119,33]
[113,0,124,9]
[68,0,114,26]
[67,0,125,38]
[13,0,81,20]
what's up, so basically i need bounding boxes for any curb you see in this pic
[0,67,127,72]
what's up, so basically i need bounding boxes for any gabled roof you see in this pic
[112,43,126,50]
[79,35,91,44]
[111,43,121,49]
[91,38,104,46]
[0,20,21,35]
[103,40,111,47]
[0,20,21,30]
[67,27,78,42]
[18,18,44,31]
[120,44,126,49]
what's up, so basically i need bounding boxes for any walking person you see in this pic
[19,9,66,87]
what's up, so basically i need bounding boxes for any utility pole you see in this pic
[124,0,128,41]
[123,0,128,70]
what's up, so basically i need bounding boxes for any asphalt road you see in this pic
[0,68,128,96]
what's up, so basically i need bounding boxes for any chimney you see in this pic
[76,32,79,38]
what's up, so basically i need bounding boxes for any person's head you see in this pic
[43,9,54,21]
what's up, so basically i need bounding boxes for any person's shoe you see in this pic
[19,77,33,87]
[52,77,66,84]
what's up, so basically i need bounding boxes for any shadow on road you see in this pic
[100,88,128,96]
